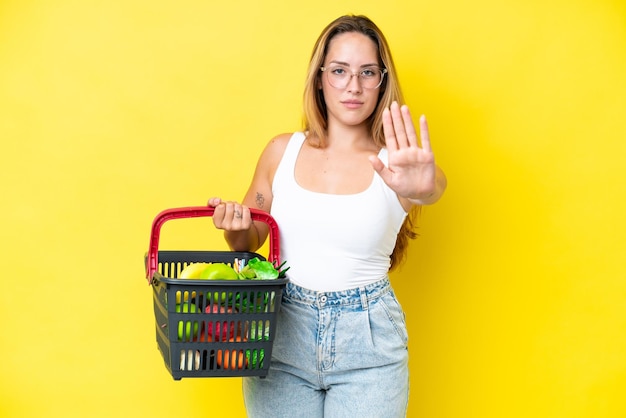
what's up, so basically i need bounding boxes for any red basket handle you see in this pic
[145,206,280,283]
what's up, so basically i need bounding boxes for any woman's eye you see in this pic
[361,69,376,78]
[331,67,346,75]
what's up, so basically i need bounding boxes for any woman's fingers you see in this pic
[384,102,419,149]
[213,201,251,230]
[207,197,222,207]
[390,102,411,148]
[400,105,419,148]
[382,106,398,152]
[419,114,432,153]
[223,202,244,221]
[211,201,227,228]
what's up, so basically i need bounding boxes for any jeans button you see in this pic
[319,295,327,303]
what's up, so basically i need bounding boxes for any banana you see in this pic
[179,262,211,279]
[176,262,212,304]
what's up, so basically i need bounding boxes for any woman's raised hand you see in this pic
[369,101,439,203]
[207,197,253,231]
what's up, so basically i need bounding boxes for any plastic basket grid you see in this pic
[145,207,287,380]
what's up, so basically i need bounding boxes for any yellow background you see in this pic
[1,0,625,417]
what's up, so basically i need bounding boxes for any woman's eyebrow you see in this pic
[327,60,380,68]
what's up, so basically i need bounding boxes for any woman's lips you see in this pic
[341,100,363,109]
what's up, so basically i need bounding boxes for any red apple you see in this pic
[204,304,238,341]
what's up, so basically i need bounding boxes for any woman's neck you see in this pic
[324,124,376,152]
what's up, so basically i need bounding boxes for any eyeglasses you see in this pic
[320,65,387,89]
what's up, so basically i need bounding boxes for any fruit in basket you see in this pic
[179,262,211,279]
[174,290,195,305]
[199,263,239,280]
[177,262,238,282]
[249,320,270,341]
[176,262,211,303]
[176,303,199,341]
[238,257,289,280]
[216,336,247,370]
[204,304,238,341]
[246,349,265,369]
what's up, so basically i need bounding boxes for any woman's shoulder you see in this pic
[264,132,304,155]
[269,132,295,146]
[258,132,301,167]
[270,132,306,145]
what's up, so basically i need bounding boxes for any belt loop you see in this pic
[360,287,369,310]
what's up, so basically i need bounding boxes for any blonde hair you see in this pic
[302,15,420,270]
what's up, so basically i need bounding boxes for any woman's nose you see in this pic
[346,73,362,93]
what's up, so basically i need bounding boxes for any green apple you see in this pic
[176,303,199,341]
[199,263,238,280]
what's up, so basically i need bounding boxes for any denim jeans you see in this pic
[243,277,409,418]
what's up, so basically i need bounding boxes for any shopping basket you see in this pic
[144,206,288,380]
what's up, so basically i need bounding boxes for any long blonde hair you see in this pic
[302,15,420,269]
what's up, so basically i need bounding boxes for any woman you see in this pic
[209,14,446,418]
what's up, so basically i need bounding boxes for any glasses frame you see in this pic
[320,65,388,90]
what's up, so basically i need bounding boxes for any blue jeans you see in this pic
[243,277,409,417]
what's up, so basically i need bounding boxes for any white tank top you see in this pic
[270,132,407,291]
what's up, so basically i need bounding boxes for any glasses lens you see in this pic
[324,66,384,89]
[360,68,382,89]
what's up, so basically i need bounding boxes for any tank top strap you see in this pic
[273,132,306,193]
[283,132,306,168]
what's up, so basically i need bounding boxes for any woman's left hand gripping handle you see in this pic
[207,197,253,231]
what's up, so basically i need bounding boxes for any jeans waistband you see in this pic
[284,277,392,309]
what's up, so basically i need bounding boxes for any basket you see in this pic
[145,206,288,380]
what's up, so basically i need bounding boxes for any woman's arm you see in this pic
[209,133,291,252]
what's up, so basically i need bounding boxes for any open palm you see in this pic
[370,101,438,201]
